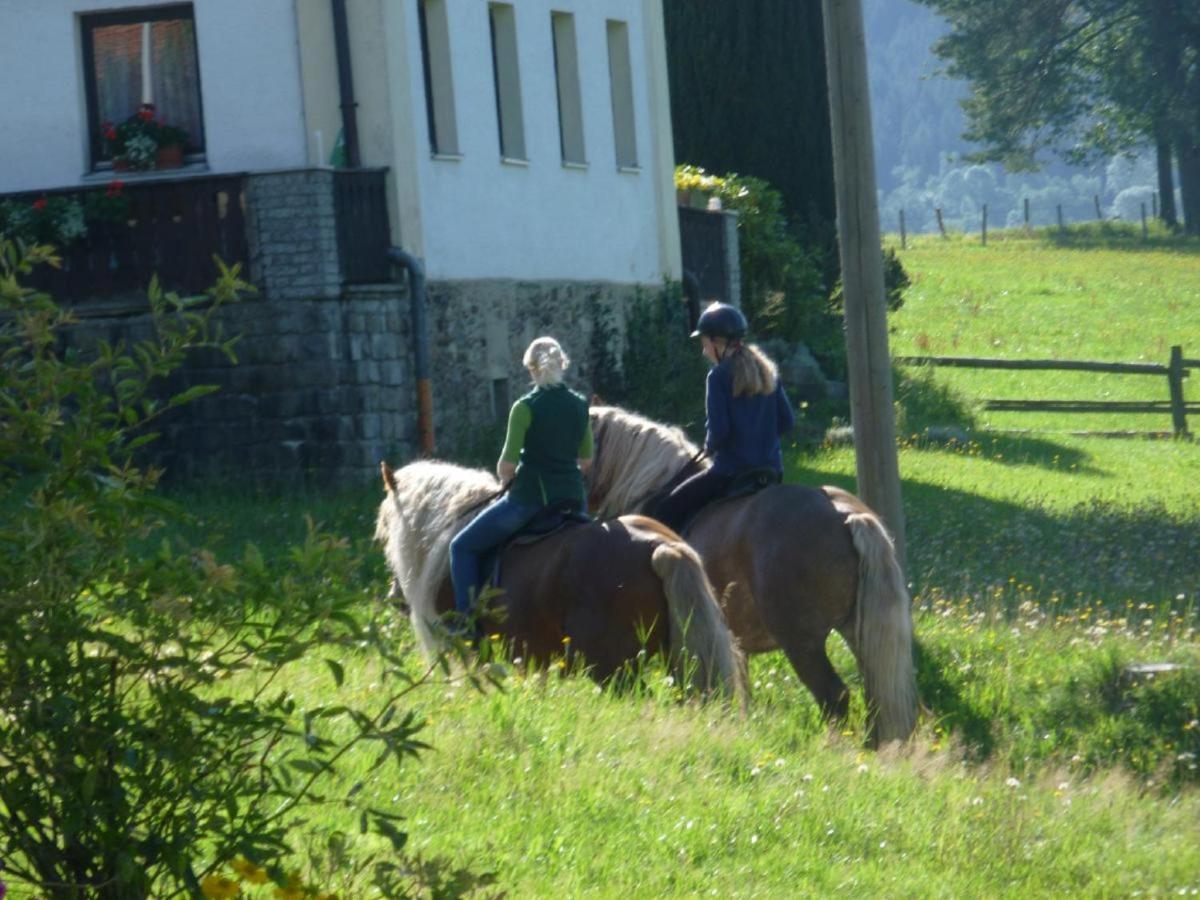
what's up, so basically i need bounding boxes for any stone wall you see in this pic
[60,285,414,483]
[424,279,643,457]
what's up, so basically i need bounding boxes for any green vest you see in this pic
[510,385,590,507]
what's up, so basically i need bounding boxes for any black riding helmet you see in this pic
[690,302,748,341]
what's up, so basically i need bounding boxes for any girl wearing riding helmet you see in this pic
[653,302,795,533]
[449,336,593,623]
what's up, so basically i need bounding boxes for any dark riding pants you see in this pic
[652,468,733,534]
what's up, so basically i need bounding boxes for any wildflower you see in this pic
[1005,777,1021,788]
[200,875,240,899]
[231,857,269,884]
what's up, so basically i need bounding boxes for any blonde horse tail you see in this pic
[651,540,748,709]
[839,506,919,745]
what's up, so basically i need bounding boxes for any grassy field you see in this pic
[137,229,1200,897]
[17,229,1194,897]
[885,225,1200,433]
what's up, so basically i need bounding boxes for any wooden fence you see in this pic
[894,346,1198,437]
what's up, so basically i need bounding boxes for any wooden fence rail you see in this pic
[894,346,1194,437]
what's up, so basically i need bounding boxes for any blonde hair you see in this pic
[523,336,570,386]
[726,343,778,397]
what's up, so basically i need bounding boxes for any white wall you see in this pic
[0,0,308,193]
[394,0,676,284]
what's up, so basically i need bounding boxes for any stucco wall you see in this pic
[403,0,671,284]
[0,0,308,193]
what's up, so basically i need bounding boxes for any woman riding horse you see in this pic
[653,303,796,533]
[449,336,593,628]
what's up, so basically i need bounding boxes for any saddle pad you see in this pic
[481,512,590,595]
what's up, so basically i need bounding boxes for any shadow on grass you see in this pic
[906,431,1101,474]
[1040,222,1200,254]
[914,636,996,760]
[791,456,1200,612]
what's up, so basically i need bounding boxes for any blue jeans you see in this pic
[450,494,542,615]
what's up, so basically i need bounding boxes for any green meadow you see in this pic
[124,227,1198,898]
[10,228,1199,897]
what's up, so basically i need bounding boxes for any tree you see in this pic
[915,0,1200,232]
[663,0,837,240]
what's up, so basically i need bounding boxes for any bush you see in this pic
[676,165,833,348]
[0,240,435,896]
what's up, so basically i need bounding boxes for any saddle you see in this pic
[479,499,590,595]
[679,467,781,535]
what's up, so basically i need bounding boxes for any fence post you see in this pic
[1169,345,1189,438]
[935,206,946,238]
[1024,197,1030,229]
[1057,204,1064,229]
[1141,202,1148,240]
[1093,194,1102,220]
[981,204,988,246]
[899,209,907,250]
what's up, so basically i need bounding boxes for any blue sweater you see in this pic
[704,361,796,474]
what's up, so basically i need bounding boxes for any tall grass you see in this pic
[123,231,1200,896]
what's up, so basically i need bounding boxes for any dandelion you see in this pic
[857,763,869,774]
[231,857,269,884]
[200,875,240,899]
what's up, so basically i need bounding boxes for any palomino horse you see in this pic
[375,460,746,700]
[587,406,918,743]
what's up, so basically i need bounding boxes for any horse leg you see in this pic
[777,635,850,722]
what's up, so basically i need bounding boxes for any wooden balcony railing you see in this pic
[5,174,249,304]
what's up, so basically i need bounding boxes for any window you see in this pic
[605,20,638,170]
[417,0,460,156]
[550,12,586,166]
[81,4,205,169]
[488,3,526,162]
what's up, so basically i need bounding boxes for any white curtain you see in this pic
[91,17,203,153]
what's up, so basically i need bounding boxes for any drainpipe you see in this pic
[330,0,362,168]
[388,247,434,455]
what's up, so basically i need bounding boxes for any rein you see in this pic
[628,447,707,515]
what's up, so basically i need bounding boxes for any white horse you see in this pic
[375,459,747,702]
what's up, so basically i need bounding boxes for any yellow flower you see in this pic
[231,857,270,885]
[200,874,241,899]
[274,873,306,900]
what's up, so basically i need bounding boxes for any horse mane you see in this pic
[374,460,498,654]
[589,405,705,518]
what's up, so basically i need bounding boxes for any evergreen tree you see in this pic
[663,0,836,241]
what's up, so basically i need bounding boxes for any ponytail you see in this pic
[727,343,778,397]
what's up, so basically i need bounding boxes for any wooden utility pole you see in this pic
[821,0,906,569]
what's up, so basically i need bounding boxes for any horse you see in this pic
[586,405,918,744]
[375,459,746,702]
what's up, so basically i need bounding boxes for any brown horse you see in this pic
[587,406,918,743]
[375,460,746,701]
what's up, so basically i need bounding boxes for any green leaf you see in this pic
[325,658,345,688]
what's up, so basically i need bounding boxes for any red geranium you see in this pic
[137,103,156,122]
[107,180,125,197]
[32,197,47,212]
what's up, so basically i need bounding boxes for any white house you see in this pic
[0,0,685,471]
